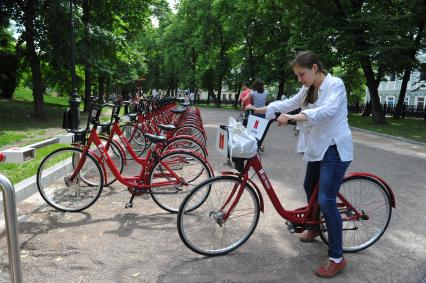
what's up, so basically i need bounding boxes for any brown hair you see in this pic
[290,51,327,105]
[251,79,264,93]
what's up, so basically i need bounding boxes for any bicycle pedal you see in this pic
[141,194,151,200]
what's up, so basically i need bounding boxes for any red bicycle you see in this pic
[37,101,213,213]
[177,114,395,256]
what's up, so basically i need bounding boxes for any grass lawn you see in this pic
[349,114,426,143]
[0,87,120,184]
[0,87,68,148]
[0,87,71,183]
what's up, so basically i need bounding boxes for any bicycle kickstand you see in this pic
[125,189,138,209]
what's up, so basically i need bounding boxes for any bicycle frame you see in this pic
[221,155,378,227]
[76,126,186,191]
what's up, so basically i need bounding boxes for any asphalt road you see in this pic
[1,107,425,282]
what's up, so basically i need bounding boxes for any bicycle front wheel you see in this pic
[177,176,260,256]
[37,147,104,212]
[319,175,392,252]
[119,124,148,158]
[148,150,213,213]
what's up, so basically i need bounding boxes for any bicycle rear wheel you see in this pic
[172,126,206,147]
[177,175,260,256]
[160,137,207,158]
[148,150,213,213]
[37,147,104,212]
[319,175,392,252]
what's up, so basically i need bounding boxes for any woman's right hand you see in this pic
[245,104,255,111]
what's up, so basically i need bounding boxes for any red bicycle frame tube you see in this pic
[82,126,183,190]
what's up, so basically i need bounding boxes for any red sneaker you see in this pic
[299,230,320,242]
[315,258,347,278]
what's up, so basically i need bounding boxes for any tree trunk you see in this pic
[207,87,215,105]
[84,65,91,111]
[394,19,424,118]
[277,78,285,101]
[98,76,105,103]
[361,61,385,124]
[216,79,222,107]
[394,66,411,118]
[106,76,111,101]
[20,0,46,120]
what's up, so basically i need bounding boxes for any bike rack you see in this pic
[0,174,23,283]
[0,133,74,164]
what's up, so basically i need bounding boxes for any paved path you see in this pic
[1,108,425,282]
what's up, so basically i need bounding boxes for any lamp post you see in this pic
[69,0,81,130]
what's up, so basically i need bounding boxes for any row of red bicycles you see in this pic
[37,100,395,258]
[36,97,212,213]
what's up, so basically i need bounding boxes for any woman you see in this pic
[248,51,353,278]
[242,79,268,118]
[238,81,252,111]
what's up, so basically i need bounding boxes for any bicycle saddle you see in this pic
[158,124,176,131]
[171,108,186,114]
[142,133,166,144]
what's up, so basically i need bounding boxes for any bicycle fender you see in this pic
[88,149,108,185]
[345,172,396,208]
[221,171,264,212]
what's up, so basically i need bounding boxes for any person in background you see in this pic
[242,79,268,118]
[189,90,195,106]
[247,51,353,278]
[152,88,159,99]
[238,81,252,111]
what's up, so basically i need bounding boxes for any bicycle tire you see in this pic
[160,137,207,158]
[177,175,260,256]
[148,150,213,213]
[37,147,104,212]
[318,175,392,252]
[119,124,148,158]
[172,125,207,147]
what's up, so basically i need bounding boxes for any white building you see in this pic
[366,53,426,109]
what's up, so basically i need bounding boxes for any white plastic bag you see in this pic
[227,117,258,159]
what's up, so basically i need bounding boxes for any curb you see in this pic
[0,175,38,214]
[0,161,72,213]
[350,126,426,147]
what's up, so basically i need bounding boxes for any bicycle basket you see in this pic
[216,117,258,159]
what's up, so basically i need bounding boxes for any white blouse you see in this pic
[265,74,353,162]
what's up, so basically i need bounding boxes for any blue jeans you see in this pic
[303,145,351,258]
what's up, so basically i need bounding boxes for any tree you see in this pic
[0,6,18,99]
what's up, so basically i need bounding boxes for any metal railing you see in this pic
[0,174,23,283]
